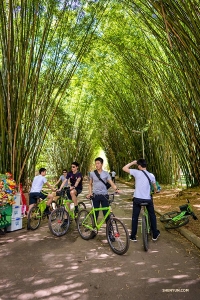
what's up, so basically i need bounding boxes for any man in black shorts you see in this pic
[28,168,55,215]
[59,162,83,214]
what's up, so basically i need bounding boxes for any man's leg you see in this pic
[46,193,54,206]
[146,200,159,238]
[70,189,78,206]
[27,193,38,215]
[27,203,34,215]
[101,195,110,222]
[131,198,141,238]
[92,195,101,221]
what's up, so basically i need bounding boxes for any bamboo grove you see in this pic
[0,0,199,188]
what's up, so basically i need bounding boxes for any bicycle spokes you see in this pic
[106,218,129,255]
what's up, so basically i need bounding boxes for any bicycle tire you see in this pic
[160,211,180,222]
[165,216,189,229]
[48,207,70,236]
[27,206,41,230]
[142,215,148,252]
[106,217,130,255]
[77,209,95,240]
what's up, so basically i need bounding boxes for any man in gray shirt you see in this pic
[88,157,119,222]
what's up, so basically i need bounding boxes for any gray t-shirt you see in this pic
[59,175,68,187]
[130,169,156,200]
[90,170,111,195]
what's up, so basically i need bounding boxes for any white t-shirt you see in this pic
[30,175,47,193]
[111,171,116,177]
[130,169,156,200]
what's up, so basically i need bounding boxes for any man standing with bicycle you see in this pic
[122,159,160,242]
[87,157,119,222]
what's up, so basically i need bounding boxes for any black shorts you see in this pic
[67,188,82,200]
[29,192,47,205]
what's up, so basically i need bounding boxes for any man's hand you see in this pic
[115,189,121,194]
[86,194,93,199]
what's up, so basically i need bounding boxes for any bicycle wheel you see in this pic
[78,201,86,209]
[106,217,129,255]
[160,211,180,222]
[48,207,70,236]
[77,209,95,240]
[165,216,189,229]
[27,206,41,230]
[142,215,148,251]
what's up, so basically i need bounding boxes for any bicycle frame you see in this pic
[82,198,112,231]
[171,210,186,222]
[141,206,151,234]
[63,199,76,219]
[37,199,47,215]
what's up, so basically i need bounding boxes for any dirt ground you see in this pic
[152,186,200,238]
[0,182,200,300]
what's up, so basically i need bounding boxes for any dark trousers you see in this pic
[92,194,110,222]
[111,177,115,183]
[131,197,157,237]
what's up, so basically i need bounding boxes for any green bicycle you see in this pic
[27,191,57,230]
[160,199,198,229]
[48,187,86,236]
[140,203,151,252]
[77,193,130,255]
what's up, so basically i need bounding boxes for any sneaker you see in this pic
[44,208,51,215]
[74,209,79,216]
[152,230,160,241]
[129,235,137,242]
[61,219,68,229]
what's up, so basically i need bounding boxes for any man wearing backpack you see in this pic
[122,158,160,242]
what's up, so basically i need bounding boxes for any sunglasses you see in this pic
[63,171,67,173]
[71,166,76,168]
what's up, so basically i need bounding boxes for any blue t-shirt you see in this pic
[130,169,156,200]
[90,170,111,195]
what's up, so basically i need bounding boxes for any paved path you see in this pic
[0,182,200,300]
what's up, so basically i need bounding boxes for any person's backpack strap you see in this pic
[141,170,152,186]
[141,170,153,196]
[94,170,111,189]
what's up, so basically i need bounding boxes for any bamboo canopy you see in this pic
[0,0,199,187]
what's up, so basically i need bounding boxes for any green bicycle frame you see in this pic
[63,199,76,219]
[141,207,151,233]
[37,199,47,214]
[83,206,111,231]
[172,210,186,221]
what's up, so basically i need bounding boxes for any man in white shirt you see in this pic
[111,170,116,183]
[122,159,160,242]
[28,168,55,215]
